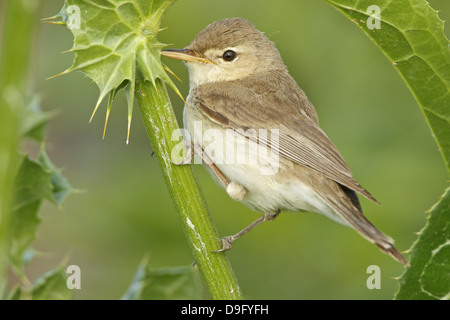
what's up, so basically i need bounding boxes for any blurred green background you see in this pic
[12,0,449,299]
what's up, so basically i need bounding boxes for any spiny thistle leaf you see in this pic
[10,147,75,276]
[323,0,450,299]
[49,0,182,143]
[122,258,204,300]
[324,0,450,172]
[395,187,450,300]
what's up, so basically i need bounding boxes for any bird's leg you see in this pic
[212,210,280,253]
[192,143,231,190]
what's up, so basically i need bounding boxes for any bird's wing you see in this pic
[193,77,378,204]
[192,77,412,265]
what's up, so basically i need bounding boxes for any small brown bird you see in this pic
[162,17,408,266]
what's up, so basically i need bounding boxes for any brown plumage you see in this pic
[162,18,409,266]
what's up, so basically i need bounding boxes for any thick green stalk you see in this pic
[0,0,38,294]
[136,79,243,300]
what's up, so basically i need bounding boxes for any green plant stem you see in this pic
[136,79,243,300]
[0,0,38,295]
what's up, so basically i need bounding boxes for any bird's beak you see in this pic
[161,49,215,64]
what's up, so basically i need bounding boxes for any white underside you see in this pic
[183,104,347,226]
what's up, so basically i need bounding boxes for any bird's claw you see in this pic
[211,236,234,253]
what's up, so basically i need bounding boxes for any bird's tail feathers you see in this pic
[325,190,409,266]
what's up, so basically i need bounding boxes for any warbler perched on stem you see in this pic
[162,17,408,266]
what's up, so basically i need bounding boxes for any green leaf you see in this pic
[12,154,54,210]
[0,0,75,298]
[6,268,74,300]
[123,259,204,300]
[31,268,74,300]
[9,154,51,272]
[39,148,75,206]
[6,285,22,300]
[13,148,74,209]
[323,0,450,172]
[19,95,54,142]
[395,187,450,300]
[51,0,182,143]
[9,200,42,272]
[323,0,450,300]
[10,149,74,273]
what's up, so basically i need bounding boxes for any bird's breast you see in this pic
[182,103,338,219]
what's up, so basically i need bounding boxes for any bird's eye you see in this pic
[222,50,237,62]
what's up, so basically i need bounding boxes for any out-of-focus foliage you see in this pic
[0,0,74,299]
[28,0,450,299]
[395,187,450,299]
[326,0,450,172]
[325,0,450,300]
[123,259,203,300]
